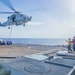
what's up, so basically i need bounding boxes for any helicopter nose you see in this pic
[30,16,32,19]
[29,16,32,21]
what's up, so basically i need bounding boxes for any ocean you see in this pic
[2,38,67,46]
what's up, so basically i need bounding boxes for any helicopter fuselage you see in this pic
[0,13,32,27]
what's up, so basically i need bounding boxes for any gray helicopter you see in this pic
[0,0,32,29]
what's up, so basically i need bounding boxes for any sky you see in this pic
[0,0,75,38]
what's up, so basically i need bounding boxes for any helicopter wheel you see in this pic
[8,27,10,29]
[23,24,25,26]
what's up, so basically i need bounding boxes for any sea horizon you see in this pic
[2,38,67,46]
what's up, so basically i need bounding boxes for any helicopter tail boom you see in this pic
[0,22,7,27]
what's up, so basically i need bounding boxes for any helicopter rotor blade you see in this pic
[0,12,14,14]
[0,11,21,14]
[0,0,16,11]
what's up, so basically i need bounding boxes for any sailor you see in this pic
[66,38,72,53]
[72,37,75,54]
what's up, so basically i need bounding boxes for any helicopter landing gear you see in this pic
[8,26,10,29]
[23,24,25,26]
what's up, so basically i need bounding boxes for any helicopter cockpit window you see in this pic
[8,17,9,19]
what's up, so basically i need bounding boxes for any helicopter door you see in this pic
[12,15,16,22]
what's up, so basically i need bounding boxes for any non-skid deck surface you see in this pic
[5,57,72,75]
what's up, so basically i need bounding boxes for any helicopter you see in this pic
[0,0,32,29]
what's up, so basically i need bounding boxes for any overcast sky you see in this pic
[0,0,75,38]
